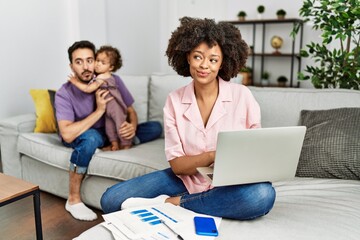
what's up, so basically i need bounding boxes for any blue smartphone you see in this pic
[194,216,218,236]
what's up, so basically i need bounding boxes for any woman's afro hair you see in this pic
[166,17,249,81]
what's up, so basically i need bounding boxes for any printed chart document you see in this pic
[102,203,222,240]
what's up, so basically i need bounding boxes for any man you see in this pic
[55,40,161,221]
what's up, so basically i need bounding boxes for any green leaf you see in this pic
[300,50,309,57]
[295,0,360,89]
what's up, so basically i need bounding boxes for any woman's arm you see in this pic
[164,93,216,175]
[169,151,215,175]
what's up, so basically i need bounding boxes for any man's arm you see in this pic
[58,89,112,143]
[118,105,138,140]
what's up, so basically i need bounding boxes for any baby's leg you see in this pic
[111,141,120,151]
[121,143,132,150]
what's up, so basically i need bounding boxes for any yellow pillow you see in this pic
[30,89,57,133]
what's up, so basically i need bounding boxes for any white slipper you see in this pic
[121,195,169,210]
[65,200,97,221]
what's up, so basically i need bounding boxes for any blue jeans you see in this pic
[101,168,276,220]
[63,122,162,174]
[133,121,162,144]
[63,128,108,174]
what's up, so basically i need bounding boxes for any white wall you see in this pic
[0,0,313,121]
[0,0,70,119]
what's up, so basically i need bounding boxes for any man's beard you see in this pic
[77,70,94,83]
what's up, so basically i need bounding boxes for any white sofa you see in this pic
[1,74,359,240]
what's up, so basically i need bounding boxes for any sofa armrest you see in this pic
[0,113,36,178]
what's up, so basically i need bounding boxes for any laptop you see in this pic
[197,126,306,186]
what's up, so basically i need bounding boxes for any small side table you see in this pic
[0,173,43,240]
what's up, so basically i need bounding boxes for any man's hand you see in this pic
[95,89,113,113]
[118,121,136,140]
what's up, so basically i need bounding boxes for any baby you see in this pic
[69,45,131,151]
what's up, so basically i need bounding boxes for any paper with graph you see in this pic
[102,203,221,240]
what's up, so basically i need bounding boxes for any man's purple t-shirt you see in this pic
[55,74,134,130]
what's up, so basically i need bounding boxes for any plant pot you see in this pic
[261,79,269,86]
[239,72,252,86]
[238,16,246,21]
[278,81,287,87]
[277,15,285,20]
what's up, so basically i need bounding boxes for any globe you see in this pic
[271,36,283,54]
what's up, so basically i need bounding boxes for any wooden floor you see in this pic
[0,191,104,240]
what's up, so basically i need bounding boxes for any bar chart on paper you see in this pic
[102,203,221,240]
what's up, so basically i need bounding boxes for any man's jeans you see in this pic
[133,121,162,144]
[101,168,276,220]
[63,128,108,174]
[63,121,163,174]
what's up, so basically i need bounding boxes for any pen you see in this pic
[160,220,184,240]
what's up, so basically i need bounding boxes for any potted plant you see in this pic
[257,5,265,19]
[237,11,247,21]
[277,75,288,87]
[291,0,360,89]
[249,45,254,54]
[239,66,252,85]
[276,9,286,20]
[261,71,270,86]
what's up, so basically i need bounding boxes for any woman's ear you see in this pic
[187,53,190,64]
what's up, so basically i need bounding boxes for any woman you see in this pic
[101,17,275,220]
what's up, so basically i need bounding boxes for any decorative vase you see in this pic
[261,79,269,86]
[239,72,252,86]
[278,81,287,87]
[271,36,283,55]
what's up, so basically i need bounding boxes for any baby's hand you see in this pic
[68,74,77,84]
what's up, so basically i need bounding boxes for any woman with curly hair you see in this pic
[101,17,276,220]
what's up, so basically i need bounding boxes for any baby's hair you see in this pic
[97,45,122,72]
[166,17,249,81]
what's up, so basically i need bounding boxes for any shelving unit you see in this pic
[225,18,304,87]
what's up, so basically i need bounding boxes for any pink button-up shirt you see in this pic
[163,78,261,194]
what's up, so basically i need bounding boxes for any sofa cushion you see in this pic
[18,133,71,170]
[148,74,192,129]
[29,89,57,133]
[18,133,169,181]
[120,75,149,124]
[249,87,360,127]
[296,108,360,180]
[88,139,168,180]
